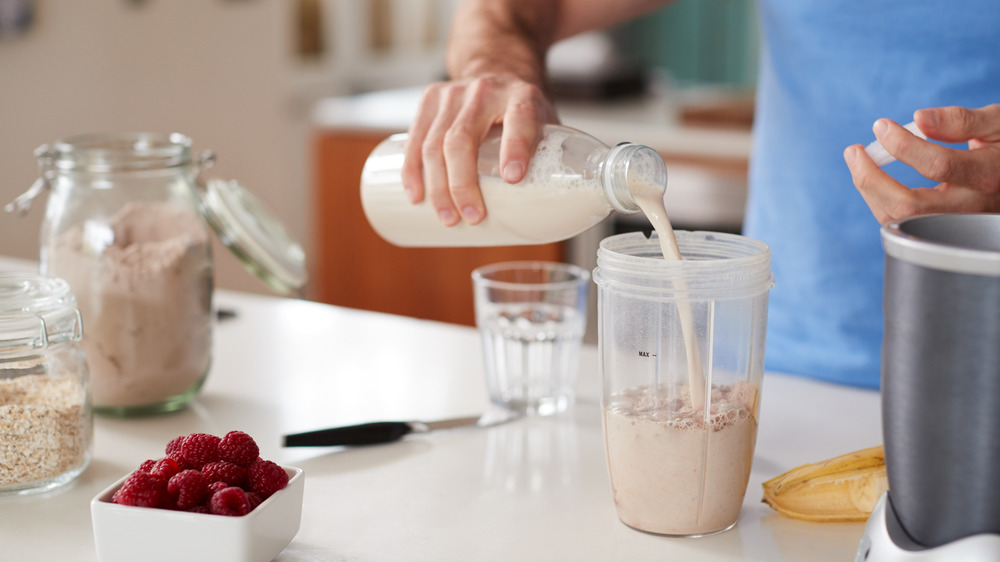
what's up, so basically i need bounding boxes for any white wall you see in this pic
[0,0,305,295]
[0,0,460,296]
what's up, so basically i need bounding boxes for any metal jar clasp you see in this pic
[4,144,56,217]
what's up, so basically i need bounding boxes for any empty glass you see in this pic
[472,261,589,416]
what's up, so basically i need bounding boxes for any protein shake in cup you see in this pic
[594,230,773,536]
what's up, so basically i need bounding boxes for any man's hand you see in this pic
[844,104,1000,224]
[401,73,556,226]
[398,0,667,228]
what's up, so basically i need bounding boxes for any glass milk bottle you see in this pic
[360,124,667,246]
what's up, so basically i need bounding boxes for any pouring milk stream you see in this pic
[628,178,706,411]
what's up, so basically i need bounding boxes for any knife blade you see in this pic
[283,410,517,447]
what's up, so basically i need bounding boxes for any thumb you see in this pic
[914,104,1000,144]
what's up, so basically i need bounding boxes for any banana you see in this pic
[761,445,888,522]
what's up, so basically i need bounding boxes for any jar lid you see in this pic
[0,274,83,354]
[200,179,308,295]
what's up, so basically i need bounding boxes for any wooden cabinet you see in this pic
[311,129,565,326]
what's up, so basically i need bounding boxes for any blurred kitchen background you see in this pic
[0,0,757,331]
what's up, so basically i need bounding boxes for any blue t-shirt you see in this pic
[745,1,1000,388]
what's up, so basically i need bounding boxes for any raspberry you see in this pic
[160,492,178,511]
[210,487,251,516]
[180,433,221,469]
[248,459,288,499]
[165,435,186,456]
[149,457,181,482]
[165,451,194,471]
[115,470,168,508]
[112,430,284,516]
[246,491,264,511]
[201,461,248,488]
[167,469,209,510]
[218,431,259,467]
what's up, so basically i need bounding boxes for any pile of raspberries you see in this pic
[111,431,289,516]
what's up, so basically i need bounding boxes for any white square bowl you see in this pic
[91,466,303,562]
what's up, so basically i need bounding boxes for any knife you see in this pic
[283,410,517,447]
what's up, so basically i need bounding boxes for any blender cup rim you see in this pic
[594,231,773,299]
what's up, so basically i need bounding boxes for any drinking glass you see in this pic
[472,261,589,416]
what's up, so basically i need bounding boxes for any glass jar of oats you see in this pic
[0,273,91,495]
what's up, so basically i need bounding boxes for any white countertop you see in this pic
[0,257,881,561]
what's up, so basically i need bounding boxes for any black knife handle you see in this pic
[283,421,413,447]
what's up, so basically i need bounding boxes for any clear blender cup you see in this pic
[593,231,773,536]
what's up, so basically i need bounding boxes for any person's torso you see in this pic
[747,0,1000,387]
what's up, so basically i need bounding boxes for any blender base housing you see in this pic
[856,493,1000,561]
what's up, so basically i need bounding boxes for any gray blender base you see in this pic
[856,493,1000,561]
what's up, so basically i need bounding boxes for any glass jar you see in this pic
[0,273,91,495]
[35,133,214,416]
[8,132,307,417]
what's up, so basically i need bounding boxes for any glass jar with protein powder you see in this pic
[7,132,307,416]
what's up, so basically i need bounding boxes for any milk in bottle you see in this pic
[360,124,665,247]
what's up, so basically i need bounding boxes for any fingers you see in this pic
[401,74,554,227]
[913,104,1000,144]
[442,78,510,225]
[401,85,444,205]
[845,142,1000,224]
[499,82,551,183]
[848,104,1000,224]
[872,117,1000,193]
[844,144,918,223]
[422,84,469,226]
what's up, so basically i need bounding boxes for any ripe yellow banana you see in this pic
[761,445,888,522]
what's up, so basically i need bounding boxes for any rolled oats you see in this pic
[0,374,89,488]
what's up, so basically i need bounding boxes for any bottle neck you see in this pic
[601,143,668,214]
